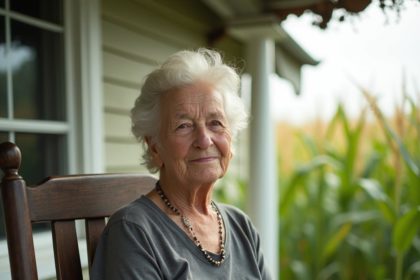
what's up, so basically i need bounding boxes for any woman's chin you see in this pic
[187,170,223,185]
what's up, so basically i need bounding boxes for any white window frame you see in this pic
[0,0,103,278]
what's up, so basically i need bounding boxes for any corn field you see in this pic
[277,89,420,279]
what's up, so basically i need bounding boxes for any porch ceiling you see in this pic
[202,0,401,28]
[201,0,405,94]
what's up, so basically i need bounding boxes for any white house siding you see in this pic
[101,0,245,174]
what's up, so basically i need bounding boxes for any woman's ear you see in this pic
[146,136,163,168]
[228,148,233,160]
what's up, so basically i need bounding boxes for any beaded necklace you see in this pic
[155,181,226,266]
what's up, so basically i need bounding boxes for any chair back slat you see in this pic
[27,174,156,222]
[85,218,107,270]
[52,220,83,280]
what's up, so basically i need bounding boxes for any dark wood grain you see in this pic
[0,141,156,279]
[86,218,106,271]
[27,174,156,221]
[52,220,83,280]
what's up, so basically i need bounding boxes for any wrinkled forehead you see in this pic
[160,82,226,117]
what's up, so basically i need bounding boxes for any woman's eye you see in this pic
[209,120,224,129]
[176,123,192,130]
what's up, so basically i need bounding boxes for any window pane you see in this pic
[0,133,8,238]
[15,133,67,184]
[0,132,8,142]
[0,133,8,179]
[0,0,4,8]
[10,0,63,25]
[0,16,6,118]
[11,20,65,121]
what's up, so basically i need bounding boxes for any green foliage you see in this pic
[214,173,247,210]
[279,94,420,280]
[393,207,420,254]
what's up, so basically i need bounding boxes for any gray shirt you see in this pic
[91,196,271,280]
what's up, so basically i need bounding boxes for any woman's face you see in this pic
[150,81,232,185]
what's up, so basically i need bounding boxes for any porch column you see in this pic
[246,38,279,279]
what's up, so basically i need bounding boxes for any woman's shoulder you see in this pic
[217,203,247,217]
[217,203,261,246]
[106,196,158,228]
[217,203,253,227]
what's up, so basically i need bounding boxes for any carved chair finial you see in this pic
[0,141,22,181]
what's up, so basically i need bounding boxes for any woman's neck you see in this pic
[157,177,215,216]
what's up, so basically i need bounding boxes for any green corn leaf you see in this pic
[290,260,310,280]
[392,207,420,254]
[279,155,341,215]
[325,104,344,140]
[357,86,420,178]
[405,260,420,280]
[362,90,420,178]
[386,125,420,177]
[332,210,379,227]
[361,153,382,178]
[359,179,387,200]
[297,132,319,157]
[359,179,396,223]
[322,222,352,262]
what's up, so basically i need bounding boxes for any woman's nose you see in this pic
[193,126,212,149]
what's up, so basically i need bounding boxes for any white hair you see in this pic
[131,48,248,173]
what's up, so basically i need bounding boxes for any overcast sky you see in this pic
[272,0,420,124]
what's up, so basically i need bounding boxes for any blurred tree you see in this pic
[268,0,420,28]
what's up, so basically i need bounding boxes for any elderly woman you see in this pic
[91,48,271,279]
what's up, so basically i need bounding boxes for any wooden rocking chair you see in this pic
[0,141,156,280]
